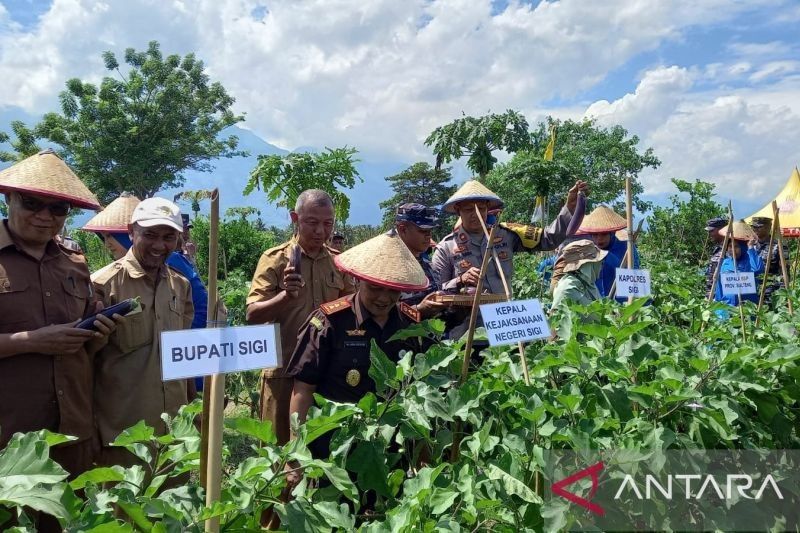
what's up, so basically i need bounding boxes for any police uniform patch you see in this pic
[458,232,468,242]
[346,329,366,336]
[458,259,473,270]
[498,251,509,260]
[455,243,468,253]
[493,236,503,244]
[320,297,352,315]
[310,316,324,331]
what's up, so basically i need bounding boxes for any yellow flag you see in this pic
[543,125,556,161]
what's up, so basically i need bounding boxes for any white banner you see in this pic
[615,268,652,298]
[721,272,757,296]
[480,298,551,347]
[160,324,280,381]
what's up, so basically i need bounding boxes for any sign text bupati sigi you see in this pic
[160,324,280,381]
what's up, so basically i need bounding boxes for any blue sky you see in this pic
[1,0,799,225]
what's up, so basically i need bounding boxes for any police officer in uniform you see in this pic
[704,217,728,296]
[285,232,431,462]
[749,216,787,304]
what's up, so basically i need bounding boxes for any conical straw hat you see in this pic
[719,221,757,242]
[334,233,429,291]
[578,205,627,234]
[83,193,141,232]
[0,149,100,210]
[442,180,504,214]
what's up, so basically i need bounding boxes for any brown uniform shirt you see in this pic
[247,239,355,365]
[92,249,193,445]
[0,220,95,447]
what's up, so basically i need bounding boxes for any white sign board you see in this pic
[615,268,652,298]
[480,298,551,347]
[721,272,757,296]
[161,324,280,381]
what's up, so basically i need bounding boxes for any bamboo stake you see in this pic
[607,220,644,300]
[474,206,531,386]
[728,208,747,344]
[772,201,793,315]
[755,216,777,327]
[204,190,224,533]
[707,215,733,302]
[451,220,501,463]
[624,177,635,305]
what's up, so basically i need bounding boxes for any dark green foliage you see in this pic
[425,110,531,179]
[190,214,276,282]
[70,230,114,272]
[34,41,245,203]
[245,147,361,223]
[641,178,726,265]
[485,117,660,222]
[0,121,41,162]
[378,162,457,234]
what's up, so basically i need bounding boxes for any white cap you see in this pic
[130,197,183,232]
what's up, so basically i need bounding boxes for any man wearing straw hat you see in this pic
[577,205,638,298]
[749,216,787,304]
[704,217,728,296]
[432,179,587,301]
[285,232,431,463]
[0,149,119,478]
[92,197,195,467]
[712,221,764,315]
[246,189,355,445]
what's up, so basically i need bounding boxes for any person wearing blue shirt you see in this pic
[577,206,640,299]
[713,222,764,309]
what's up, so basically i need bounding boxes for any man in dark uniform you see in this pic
[285,232,430,464]
[393,203,449,319]
[750,216,787,304]
[704,217,728,296]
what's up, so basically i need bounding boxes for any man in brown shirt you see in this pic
[247,189,354,444]
[93,197,194,467]
[0,150,117,477]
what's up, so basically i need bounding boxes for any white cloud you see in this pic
[0,0,783,160]
[584,65,800,206]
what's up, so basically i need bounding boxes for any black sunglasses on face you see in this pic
[18,194,72,217]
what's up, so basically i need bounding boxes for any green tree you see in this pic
[425,110,530,180]
[485,117,660,222]
[245,147,361,223]
[641,178,725,265]
[225,206,260,221]
[0,121,41,162]
[35,41,245,203]
[175,189,213,218]
[378,162,457,229]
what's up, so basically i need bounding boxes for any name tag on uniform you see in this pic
[344,340,368,349]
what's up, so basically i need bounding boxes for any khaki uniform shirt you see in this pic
[92,249,193,445]
[247,239,355,366]
[432,205,573,295]
[0,220,95,447]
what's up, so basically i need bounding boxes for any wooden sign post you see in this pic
[772,201,793,315]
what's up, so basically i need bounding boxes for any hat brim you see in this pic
[334,255,429,292]
[576,224,626,234]
[0,184,101,210]
[398,219,439,230]
[134,218,183,232]
[442,195,504,214]
[563,249,608,272]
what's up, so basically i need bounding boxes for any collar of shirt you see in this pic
[0,219,61,260]
[292,236,333,262]
[121,248,168,279]
[352,291,401,330]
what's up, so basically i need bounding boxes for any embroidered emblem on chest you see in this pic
[346,369,361,387]
[458,259,473,270]
[498,251,509,260]
[458,232,468,242]
[346,329,366,336]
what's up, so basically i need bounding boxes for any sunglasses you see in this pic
[18,194,72,217]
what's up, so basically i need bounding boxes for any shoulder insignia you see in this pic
[493,236,503,244]
[458,232,468,242]
[263,240,293,257]
[325,244,342,255]
[310,316,324,331]
[498,250,509,260]
[56,237,84,255]
[320,296,352,315]
[399,302,421,323]
[500,222,542,249]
